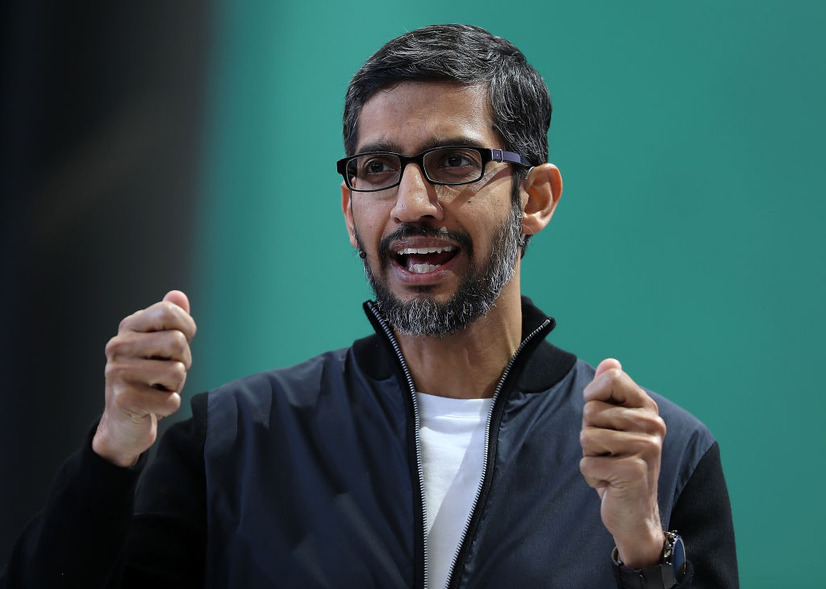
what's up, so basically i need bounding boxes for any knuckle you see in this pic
[160,300,177,312]
[118,316,130,332]
[579,456,595,477]
[635,435,663,460]
[169,393,182,411]
[118,307,143,332]
[171,329,188,353]
[654,415,666,436]
[641,435,661,451]
[157,393,182,417]
[105,335,123,358]
[631,409,666,436]
[159,301,181,321]
[157,363,187,393]
[172,361,187,380]
[642,413,667,437]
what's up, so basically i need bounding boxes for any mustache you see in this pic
[378,223,473,261]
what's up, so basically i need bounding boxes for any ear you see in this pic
[521,163,562,236]
[341,181,359,249]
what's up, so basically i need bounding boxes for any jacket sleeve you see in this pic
[0,429,146,588]
[669,441,739,589]
[0,393,209,589]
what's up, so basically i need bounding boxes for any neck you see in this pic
[395,281,523,399]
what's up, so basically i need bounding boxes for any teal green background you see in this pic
[191,2,826,585]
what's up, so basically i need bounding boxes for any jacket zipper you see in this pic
[367,301,552,589]
[444,318,552,589]
[366,302,430,589]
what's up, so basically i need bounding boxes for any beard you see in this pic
[357,199,523,337]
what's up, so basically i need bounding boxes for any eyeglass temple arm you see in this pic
[491,149,532,167]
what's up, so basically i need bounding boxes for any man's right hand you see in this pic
[92,290,197,468]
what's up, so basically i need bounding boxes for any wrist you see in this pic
[92,421,141,468]
[614,525,665,569]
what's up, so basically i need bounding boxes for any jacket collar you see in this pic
[354,296,576,394]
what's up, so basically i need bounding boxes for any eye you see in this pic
[443,152,475,168]
[428,148,483,181]
[360,155,399,177]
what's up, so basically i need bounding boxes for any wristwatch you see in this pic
[611,531,687,588]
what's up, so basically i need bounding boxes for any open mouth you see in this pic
[392,245,458,274]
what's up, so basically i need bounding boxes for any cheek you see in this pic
[351,201,392,246]
[465,202,516,257]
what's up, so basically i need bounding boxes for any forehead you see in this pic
[356,81,499,153]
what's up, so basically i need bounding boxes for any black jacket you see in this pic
[1,298,738,588]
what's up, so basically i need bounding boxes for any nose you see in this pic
[390,163,444,224]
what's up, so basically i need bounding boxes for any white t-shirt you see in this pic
[416,392,493,589]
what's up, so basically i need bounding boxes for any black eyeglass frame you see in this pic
[336,146,533,193]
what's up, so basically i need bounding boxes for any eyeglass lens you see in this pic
[346,147,485,191]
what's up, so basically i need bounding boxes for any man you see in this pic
[1,24,737,588]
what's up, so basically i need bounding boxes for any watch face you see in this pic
[672,535,687,576]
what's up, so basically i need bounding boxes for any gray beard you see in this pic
[358,200,522,337]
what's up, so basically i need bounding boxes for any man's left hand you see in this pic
[579,358,667,568]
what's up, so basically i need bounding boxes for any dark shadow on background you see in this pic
[0,1,213,560]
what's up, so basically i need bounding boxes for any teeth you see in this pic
[410,263,440,274]
[395,246,456,255]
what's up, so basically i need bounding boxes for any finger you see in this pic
[163,290,190,315]
[107,381,183,419]
[580,426,664,459]
[128,358,188,393]
[106,330,192,369]
[582,400,665,434]
[119,299,197,341]
[584,367,657,410]
[106,358,189,395]
[594,357,621,378]
[580,454,654,490]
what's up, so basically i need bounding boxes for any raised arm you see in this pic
[93,291,196,467]
[1,291,198,589]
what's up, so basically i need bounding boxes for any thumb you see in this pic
[163,290,191,315]
[595,357,622,378]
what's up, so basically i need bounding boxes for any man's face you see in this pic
[342,81,523,336]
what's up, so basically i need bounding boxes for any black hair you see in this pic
[343,24,551,167]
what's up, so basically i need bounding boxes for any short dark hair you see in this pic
[343,24,552,168]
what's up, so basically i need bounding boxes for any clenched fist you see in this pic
[579,358,667,569]
[92,290,197,467]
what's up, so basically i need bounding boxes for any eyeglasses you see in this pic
[336,145,532,193]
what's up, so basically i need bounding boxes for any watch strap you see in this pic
[613,561,680,589]
[611,531,686,589]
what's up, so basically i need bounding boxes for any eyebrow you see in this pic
[355,136,490,155]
